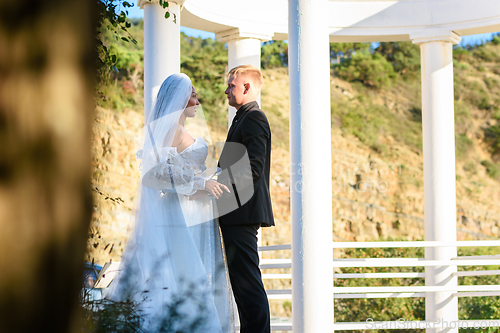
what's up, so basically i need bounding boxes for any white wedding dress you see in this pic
[107,136,234,333]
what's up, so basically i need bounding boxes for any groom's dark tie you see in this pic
[231,112,240,127]
[227,112,241,139]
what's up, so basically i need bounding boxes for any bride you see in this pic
[106,73,233,332]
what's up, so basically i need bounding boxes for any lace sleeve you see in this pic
[140,146,211,195]
[191,176,206,193]
[151,156,205,196]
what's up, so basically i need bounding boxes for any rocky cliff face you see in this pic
[89,107,142,263]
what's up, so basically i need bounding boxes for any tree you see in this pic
[0,1,97,332]
[334,51,397,89]
[261,41,288,68]
[330,42,370,64]
[180,34,228,123]
[96,0,136,82]
[375,41,421,75]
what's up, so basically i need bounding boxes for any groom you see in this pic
[217,65,274,333]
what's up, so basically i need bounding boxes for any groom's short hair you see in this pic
[228,65,264,91]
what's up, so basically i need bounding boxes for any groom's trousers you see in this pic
[220,223,270,333]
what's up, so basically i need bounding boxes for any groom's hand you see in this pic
[205,180,231,199]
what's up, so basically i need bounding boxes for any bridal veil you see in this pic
[106,73,234,332]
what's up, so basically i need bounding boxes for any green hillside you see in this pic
[97,20,500,177]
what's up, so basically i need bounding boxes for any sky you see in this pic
[124,4,497,46]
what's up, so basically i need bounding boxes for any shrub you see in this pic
[453,46,471,63]
[454,73,468,101]
[79,298,145,333]
[79,282,213,333]
[453,59,471,70]
[463,161,477,174]
[493,107,500,120]
[492,34,500,45]
[109,44,143,72]
[492,64,500,76]
[465,80,491,110]
[473,43,500,63]
[484,125,500,156]
[456,133,474,160]
[261,41,288,69]
[481,160,500,179]
[335,51,397,89]
[484,76,500,93]
[376,42,421,77]
[180,34,228,125]
[455,101,471,118]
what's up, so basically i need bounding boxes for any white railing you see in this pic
[258,240,500,332]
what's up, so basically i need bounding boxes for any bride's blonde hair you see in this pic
[228,65,264,90]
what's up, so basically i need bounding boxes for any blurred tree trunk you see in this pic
[0,1,96,332]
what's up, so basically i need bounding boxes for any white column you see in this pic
[289,0,333,332]
[412,31,461,333]
[216,28,272,128]
[140,0,181,120]
[227,38,261,127]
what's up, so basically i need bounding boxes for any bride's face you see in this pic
[184,86,199,118]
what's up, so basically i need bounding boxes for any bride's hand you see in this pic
[205,180,231,199]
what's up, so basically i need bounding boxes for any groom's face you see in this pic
[225,74,248,109]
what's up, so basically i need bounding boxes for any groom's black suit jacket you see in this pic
[217,101,275,227]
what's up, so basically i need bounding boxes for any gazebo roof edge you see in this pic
[176,0,500,42]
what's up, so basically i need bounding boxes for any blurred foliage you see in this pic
[180,34,228,124]
[335,242,500,333]
[333,41,420,89]
[96,0,137,84]
[455,101,474,159]
[79,298,144,333]
[334,51,397,89]
[473,42,500,63]
[484,125,500,157]
[330,43,371,62]
[454,46,472,63]
[480,160,500,179]
[375,41,421,77]
[331,91,422,153]
[96,6,144,111]
[79,282,211,332]
[456,134,474,160]
[261,41,288,69]
[455,101,472,133]
[464,80,492,110]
